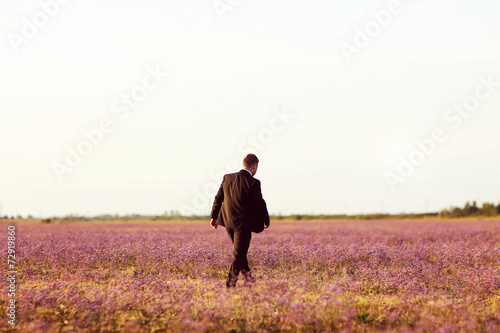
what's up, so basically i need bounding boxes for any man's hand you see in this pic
[210,218,218,229]
[264,224,270,229]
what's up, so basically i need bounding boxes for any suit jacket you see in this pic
[210,170,270,232]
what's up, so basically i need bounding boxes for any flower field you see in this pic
[1,219,500,332]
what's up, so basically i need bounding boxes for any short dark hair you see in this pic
[243,154,259,167]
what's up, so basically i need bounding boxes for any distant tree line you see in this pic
[439,201,500,218]
[25,212,202,223]
[281,213,438,221]
[3,202,499,222]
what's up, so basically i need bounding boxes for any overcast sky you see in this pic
[1,0,499,217]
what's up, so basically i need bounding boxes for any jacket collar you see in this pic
[239,169,253,177]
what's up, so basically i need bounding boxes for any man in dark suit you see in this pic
[210,154,270,288]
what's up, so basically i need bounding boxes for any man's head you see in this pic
[243,154,259,176]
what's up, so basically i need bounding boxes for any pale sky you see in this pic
[1,0,499,217]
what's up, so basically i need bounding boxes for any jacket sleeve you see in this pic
[210,176,224,219]
[252,180,270,227]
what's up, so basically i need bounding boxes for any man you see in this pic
[210,154,270,288]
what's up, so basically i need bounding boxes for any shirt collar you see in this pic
[241,168,253,177]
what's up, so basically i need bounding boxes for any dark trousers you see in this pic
[226,227,252,278]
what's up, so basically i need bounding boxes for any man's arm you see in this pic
[261,199,270,229]
[252,180,270,228]
[209,176,225,229]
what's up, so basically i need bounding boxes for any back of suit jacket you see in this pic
[210,170,269,231]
